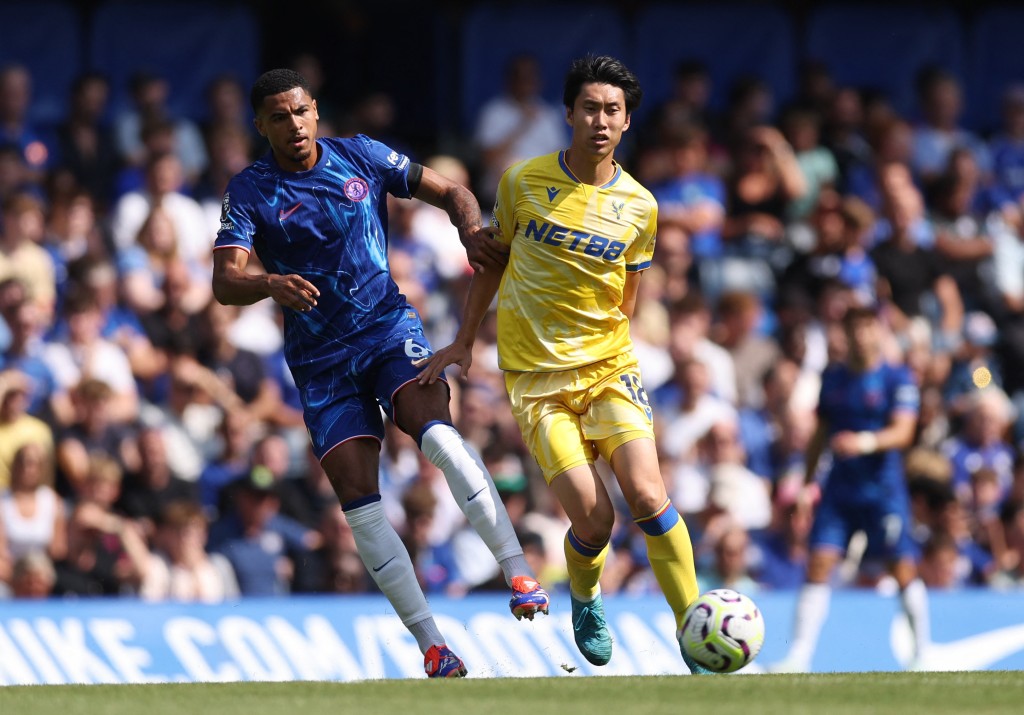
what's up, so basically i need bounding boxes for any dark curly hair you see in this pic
[250,69,310,113]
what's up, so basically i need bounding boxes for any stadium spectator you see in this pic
[659,358,738,516]
[109,151,210,267]
[711,290,781,409]
[991,499,1024,587]
[0,296,62,422]
[927,151,999,315]
[698,524,759,594]
[473,54,567,203]
[0,192,56,319]
[54,378,133,497]
[140,500,239,602]
[751,480,813,590]
[292,502,369,594]
[910,67,990,186]
[0,64,51,179]
[781,104,839,224]
[54,72,120,207]
[116,424,200,540]
[138,357,226,483]
[0,443,66,563]
[661,292,737,408]
[697,420,772,534]
[55,454,150,596]
[400,479,464,595]
[0,368,53,491]
[871,164,964,341]
[41,288,139,424]
[6,551,56,599]
[207,466,318,596]
[197,409,256,517]
[650,123,726,261]
[941,386,1016,502]
[113,72,208,188]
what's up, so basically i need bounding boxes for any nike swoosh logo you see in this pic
[890,615,1024,670]
[467,487,487,502]
[372,556,397,572]
[546,187,560,202]
[279,202,302,221]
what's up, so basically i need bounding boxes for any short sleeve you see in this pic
[891,367,920,415]
[625,198,658,272]
[213,176,257,253]
[355,134,413,199]
[490,167,516,247]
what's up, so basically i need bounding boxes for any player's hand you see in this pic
[830,430,862,459]
[461,225,509,274]
[415,342,473,384]
[267,273,319,312]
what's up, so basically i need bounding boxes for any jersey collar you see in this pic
[558,150,621,189]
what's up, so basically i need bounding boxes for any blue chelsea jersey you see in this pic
[214,135,414,384]
[817,361,919,498]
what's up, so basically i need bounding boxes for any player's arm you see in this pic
[831,410,917,459]
[621,271,643,319]
[416,265,505,384]
[212,246,319,312]
[411,164,509,273]
[804,415,829,486]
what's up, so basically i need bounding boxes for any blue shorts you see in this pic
[300,308,445,460]
[809,490,917,561]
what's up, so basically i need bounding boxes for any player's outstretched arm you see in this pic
[413,165,509,273]
[416,266,504,384]
[212,246,319,311]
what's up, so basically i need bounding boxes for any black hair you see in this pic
[250,69,310,113]
[562,54,642,114]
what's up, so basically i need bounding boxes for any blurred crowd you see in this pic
[2,49,1024,603]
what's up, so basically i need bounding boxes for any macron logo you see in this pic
[546,186,560,202]
[279,202,302,221]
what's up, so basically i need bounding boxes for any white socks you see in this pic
[900,578,931,659]
[785,583,831,669]
[420,421,531,586]
[344,497,440,652]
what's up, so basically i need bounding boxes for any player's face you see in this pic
[254,87,319,171]
[566,82,631,162]
[846,315,882,365]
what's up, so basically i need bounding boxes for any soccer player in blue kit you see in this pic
[211,69,549,678]
[771,305,931,672]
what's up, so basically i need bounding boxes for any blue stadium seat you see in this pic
[459,3,627,133]
[89,1,260,121]
[630,4,796,121]
[0,1,82,127]
[805,4,964,119]
[969,7,1024,134]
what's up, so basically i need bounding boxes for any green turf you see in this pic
[1,672,1022,715]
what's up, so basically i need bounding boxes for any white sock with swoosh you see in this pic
[344,497,440,650]
[421,422,531,585]
[901,578,931,660]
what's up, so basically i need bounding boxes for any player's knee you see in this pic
[571,515,614,546]
[806,550,839,583]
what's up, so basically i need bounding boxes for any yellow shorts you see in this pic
[504,351,655,483]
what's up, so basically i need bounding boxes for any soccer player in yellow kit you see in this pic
[418,55,709,673]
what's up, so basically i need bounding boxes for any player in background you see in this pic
[211,69,549,679]
[418,55,711,674]
[771,305,931,672]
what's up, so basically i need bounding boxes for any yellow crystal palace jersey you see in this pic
[491,150,658,372]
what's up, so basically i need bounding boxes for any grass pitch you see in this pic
[1,672,1022,715]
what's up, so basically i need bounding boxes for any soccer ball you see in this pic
[679,589,765,673]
